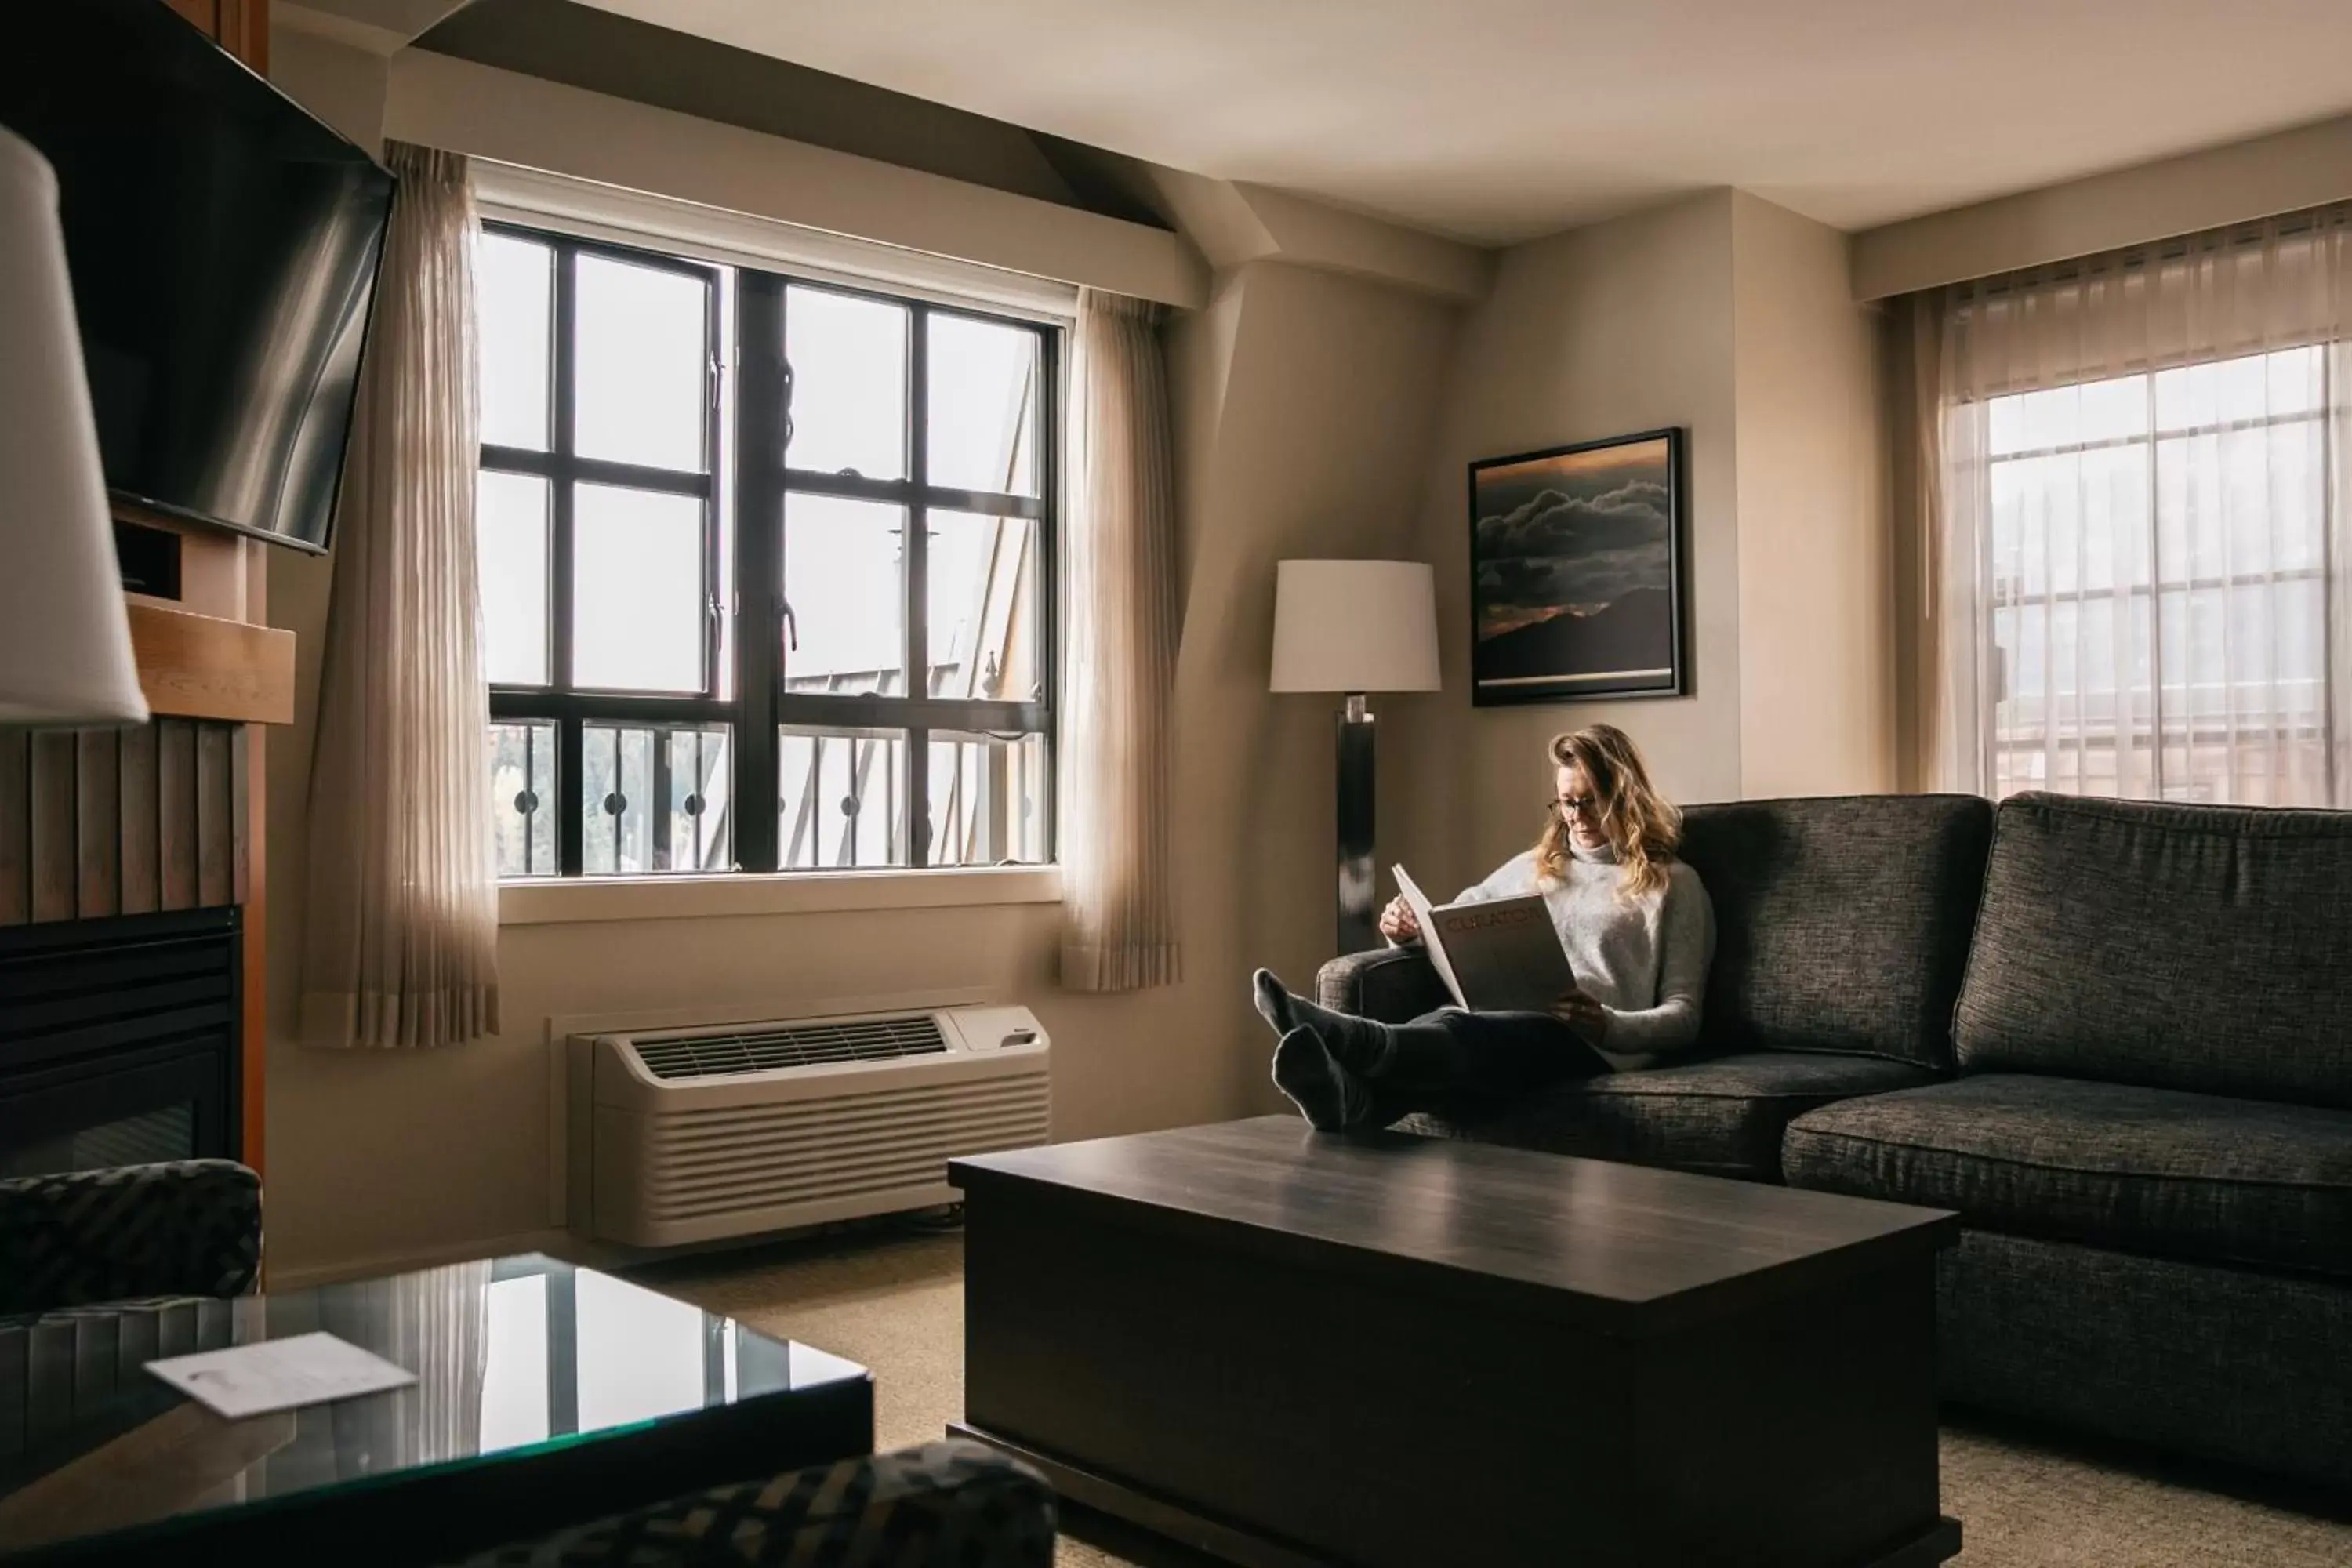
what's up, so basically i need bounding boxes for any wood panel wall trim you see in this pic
[126,604,297,726]
[0,720,250,929]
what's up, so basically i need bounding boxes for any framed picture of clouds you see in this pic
[1467,427,1686,706]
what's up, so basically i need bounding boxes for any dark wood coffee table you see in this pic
[950,1116,1961,1568]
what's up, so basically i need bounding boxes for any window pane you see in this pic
[779,727,907,869]
[662,725,733,873]
[575,254,709,473]
[2155,423,2326,583]
[782,495,904,696]
[927,732,1048,866]
[2154,346,2325,432]
[785,285,906,480]
[1987,444,2149,601]
[477,471,550,686]
[477,233,551,451]
[1987,375,2147,458]
[926,508,1040,702]
[927,314,1038,495]
[581,723,731,875]
[574,484,706,692]
[488,720,557,878]
[582,723,651,874]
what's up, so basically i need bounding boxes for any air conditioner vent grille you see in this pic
[630,1014,949,1080]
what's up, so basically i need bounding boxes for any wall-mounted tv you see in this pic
[0,0,394,555]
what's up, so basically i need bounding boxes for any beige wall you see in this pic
[1392,192,1744,895]
[268,20,1461,1283]
[1729,191,1893,797]
[1390,188,1891,900]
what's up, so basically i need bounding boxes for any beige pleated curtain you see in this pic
[1909,205,2352,805]
[1058,290,1181,991]
[299,142,500,1047]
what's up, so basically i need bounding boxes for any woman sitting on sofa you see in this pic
[1253,722,1715,1131]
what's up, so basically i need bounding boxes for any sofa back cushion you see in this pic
[1676,795,1993,1069]
[1955,792,2352,1106]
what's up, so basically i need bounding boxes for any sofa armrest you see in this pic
[1316,946,1451,1024]
[445,1439,1057,1566]
[0,1160,262,1314]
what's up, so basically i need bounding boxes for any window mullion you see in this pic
[907,305,931,867]
[551,245,579,693]
[557,717,585,877]
[1039,321,1061,865]
[735,274,786,873]
[552,244,582,871]
[702,268,724,702]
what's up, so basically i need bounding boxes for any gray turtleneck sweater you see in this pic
[1446,843,1716,1071]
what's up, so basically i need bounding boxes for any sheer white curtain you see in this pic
[1933,205,2352,804]
[299,143,501,1047]
[1058,290,1181,991]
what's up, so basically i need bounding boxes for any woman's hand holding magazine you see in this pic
[1377,895,1420,943]
[1392,866,1581,1015]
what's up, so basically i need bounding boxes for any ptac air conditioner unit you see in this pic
[569,1006,1050,1248]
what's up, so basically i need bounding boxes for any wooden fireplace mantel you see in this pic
[125,601,296,726]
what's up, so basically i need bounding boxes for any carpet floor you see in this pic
[635,1227,2352,1568]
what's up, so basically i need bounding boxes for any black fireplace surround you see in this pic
[0,909,240,1178]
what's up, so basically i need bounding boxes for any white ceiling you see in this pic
[564,0,2352,245]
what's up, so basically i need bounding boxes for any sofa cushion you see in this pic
[1397,1051,1938,1181]
[1957,792,2352,1108]
[1783,1074,2352,1278]
[1675,794,1992,1070]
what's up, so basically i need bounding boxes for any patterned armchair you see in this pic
[0,1160,263,1315]
[450,1440,1056,1567]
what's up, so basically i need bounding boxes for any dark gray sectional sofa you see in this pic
[1322,793,1994,1179]
[1316,790,2352,1490]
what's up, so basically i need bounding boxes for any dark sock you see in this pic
[1249,968,1298,1036]
[1250,969,1395,1075]
[1271,1028,1372,1131]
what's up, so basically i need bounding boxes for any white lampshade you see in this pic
[0,127,147,728]
[1269,559,1441,695]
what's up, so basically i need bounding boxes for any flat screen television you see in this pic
[0,0,395,554]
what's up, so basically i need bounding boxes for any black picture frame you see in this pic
[1466,426,1688,707]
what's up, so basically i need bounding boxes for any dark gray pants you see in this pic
[1374,1008,1613,1116]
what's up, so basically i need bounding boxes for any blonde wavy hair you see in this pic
[1534,724,1681,898]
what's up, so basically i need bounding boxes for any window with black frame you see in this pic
[475,223,1056,878]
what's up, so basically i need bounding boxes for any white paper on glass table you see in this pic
[147,1331,417,1420]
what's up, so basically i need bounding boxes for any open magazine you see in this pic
[1393,866,1577,1014]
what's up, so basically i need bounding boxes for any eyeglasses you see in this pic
[1548,795,1601,821]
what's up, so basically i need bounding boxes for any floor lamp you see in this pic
[0,126,148,728]
[1270,560,1441,955]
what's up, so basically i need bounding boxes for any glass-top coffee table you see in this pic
[0,1254,873,1566]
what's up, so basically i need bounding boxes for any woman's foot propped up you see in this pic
[1250,969,1392,1075]
[1271,1027,1372,1131]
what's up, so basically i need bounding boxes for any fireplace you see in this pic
[0,908,240,1178]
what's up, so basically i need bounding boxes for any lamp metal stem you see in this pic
[1336,693,1377,954]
